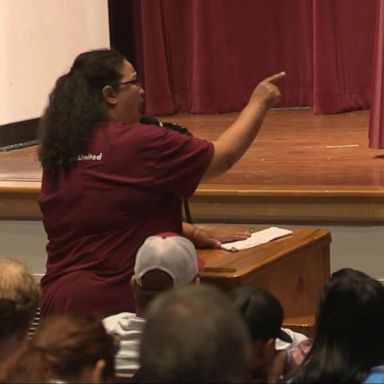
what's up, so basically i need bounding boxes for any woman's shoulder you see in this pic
[93,120,212,161]
[100,120,210,147]
[99,120,172,140]
[90,121,163,150]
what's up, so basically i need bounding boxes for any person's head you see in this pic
[231,286,292,377]
[139,283,251,383]
[131,233,200,316]
[289,268,384,383]
[0,313,116,383]
[0,257,39,358]
[38,48,144,172]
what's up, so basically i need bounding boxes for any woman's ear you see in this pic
[102,85,118,106]
[130,275,137,291]
[78,359,106,383]
[90,359,106,383]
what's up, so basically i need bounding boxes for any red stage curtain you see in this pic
[313,0,377,114]
[130,0,376,116]
[369,0,384,148]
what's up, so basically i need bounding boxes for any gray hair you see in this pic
[0,257,40,338]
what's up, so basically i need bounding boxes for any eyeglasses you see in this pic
[117,78,142,88]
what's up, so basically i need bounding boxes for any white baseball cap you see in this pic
[134,232,203,288]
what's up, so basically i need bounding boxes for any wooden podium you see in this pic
[197,227,331,320]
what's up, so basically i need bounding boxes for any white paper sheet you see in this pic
[220,226,293,252]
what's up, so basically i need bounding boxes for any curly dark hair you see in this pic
[38,49,126,173]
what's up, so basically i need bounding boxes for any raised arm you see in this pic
[202,72,286,181]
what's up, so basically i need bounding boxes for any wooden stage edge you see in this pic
[2,180,384,223]
[189,185,384,224]
[2,109,384,223]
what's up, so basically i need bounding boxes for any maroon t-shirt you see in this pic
[38,121,214,318]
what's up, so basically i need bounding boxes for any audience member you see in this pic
[231,286,307,383]
[0,257,39,364]
[287,268,384,383]
[0,313,116,383]
[103,232,200,377]
[37,48,284,318]
[137,283,252,383]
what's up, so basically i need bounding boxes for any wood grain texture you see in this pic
[197,226,331,318]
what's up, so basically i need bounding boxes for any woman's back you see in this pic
[39,119,213,318]
[37,48,285,319]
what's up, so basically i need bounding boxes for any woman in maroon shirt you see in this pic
[38,49,284,317]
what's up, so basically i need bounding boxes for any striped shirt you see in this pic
[103,312,146,376]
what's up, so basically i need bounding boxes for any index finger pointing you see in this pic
[264,71,286,84]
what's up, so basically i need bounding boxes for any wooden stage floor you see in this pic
[1,108,384,223]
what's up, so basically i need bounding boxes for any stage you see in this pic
[1,108,384,223]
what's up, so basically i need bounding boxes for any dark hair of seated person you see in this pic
[287,268,384,384]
